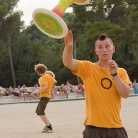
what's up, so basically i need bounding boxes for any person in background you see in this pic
[31,84,40,99]
[51,83,57,99]
[132,79,138,94]
[11,86,21,99]
[64,82,71,98]
[33,84,39,91]
[5,87,12,96]
[66,81,74,92]
[0,89,2,96]
[59,84,65,99]
[20,84,31,101]
[31,64,56,133]
[76,82,85,97]
[0,86,5,96]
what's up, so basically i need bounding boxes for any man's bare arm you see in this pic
[62,30,78,72]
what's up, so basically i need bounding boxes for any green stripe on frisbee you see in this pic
[34,13,63,36]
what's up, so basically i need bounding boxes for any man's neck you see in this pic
[96,60,109,69]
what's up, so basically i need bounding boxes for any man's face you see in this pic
[95,39,115,61]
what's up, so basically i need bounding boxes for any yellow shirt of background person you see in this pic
[72,60,131,128]
[40,74,56,98]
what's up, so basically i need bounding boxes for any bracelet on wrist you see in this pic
[111,72,117,77]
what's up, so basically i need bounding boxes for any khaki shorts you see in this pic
[36,97,50,115]
[83,125,128,138]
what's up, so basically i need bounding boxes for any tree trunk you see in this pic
[8,42,16,87]
[125,44,129,61]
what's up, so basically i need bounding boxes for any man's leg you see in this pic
[40,115,53,133]
[39,115,50,126]
[112,127,128,138]
[36,98,52,133]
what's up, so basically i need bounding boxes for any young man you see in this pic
[62,30,131,138]
[31,64,56,133]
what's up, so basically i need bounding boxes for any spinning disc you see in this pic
[46,71,55,79]
[38,77,42,85]
[38,70,55,85]
[33,8,68,39]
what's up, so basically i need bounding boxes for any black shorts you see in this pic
[83,125,128,138]
[36,97,50,115]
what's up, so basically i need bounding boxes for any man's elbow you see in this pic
[122,94,129,99]
[63,61,71,70]
[122,90,131,99]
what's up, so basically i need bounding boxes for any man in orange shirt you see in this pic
[31,64,56,133]
[62,30,131,138]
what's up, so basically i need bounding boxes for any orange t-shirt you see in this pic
[72,61,131,128]
[40,74,55,98]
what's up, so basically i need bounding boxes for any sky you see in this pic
[15,0,72,26]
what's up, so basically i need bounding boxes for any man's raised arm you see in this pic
[62,30,78,72]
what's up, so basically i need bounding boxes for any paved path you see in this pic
[0,96,138,138]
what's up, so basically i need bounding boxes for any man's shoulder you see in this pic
[42,74,48,80]
[78,60,95,66]
[118,67,126,72]
[42,74,55,82]
[118,67,129,76]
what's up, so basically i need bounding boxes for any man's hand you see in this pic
[64,30,73,47]
[108,60,118,74]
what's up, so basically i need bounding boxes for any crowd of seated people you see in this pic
[2,78,138,101]
[56,81,74,99]
[0,83,40,101]
[50,81,85,99]
[0,81,86,100]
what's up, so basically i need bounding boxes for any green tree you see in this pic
[0,0,24,87]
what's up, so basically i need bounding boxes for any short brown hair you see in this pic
[34,64,47,74]
[95,34,113,47]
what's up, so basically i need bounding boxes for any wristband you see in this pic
[111,72,117,77]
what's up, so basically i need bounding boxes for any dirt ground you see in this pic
[0,96,138,138]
